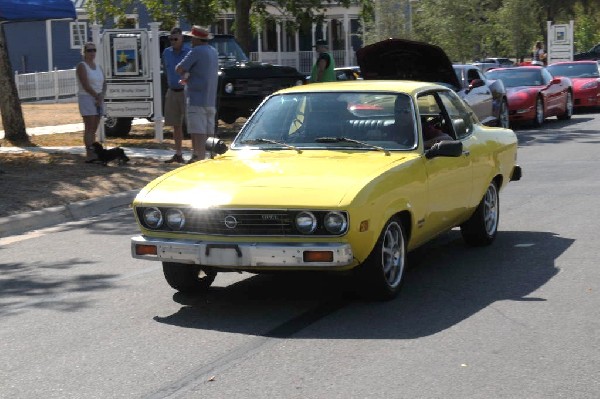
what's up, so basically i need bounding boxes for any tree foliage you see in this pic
[411,0,600,61]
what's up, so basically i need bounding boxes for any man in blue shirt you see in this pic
[162,27,190,163]
[176,26,219,163]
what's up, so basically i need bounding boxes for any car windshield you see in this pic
[209,36,249,63]
[547,63,600,78]
[485,69,543,87]
[232,92,417,151]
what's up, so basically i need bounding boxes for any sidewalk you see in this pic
[0,120,175,238]
[0,118,150,139]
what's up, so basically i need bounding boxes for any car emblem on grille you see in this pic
[261,214,279,220]
[224,215,238,229]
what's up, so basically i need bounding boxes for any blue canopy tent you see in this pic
[0,0,76,141]
[0,0,76,21]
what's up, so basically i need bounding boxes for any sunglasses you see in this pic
[169,37,179,41]
[85,48,97,53]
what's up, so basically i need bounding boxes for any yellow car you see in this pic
[131,80,521,300]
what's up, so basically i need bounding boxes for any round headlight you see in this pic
[143,207,163,229]
[224,82,234,94]
[165,209,185,230]
[295,211,317,234]
[295,79,304,86]
[324,212,348,234]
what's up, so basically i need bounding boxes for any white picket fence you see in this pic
[15,69,78,101]
[14,49,356,101]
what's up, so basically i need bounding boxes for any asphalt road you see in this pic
[1,112,600,398]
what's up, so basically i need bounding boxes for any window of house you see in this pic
[70,21,87,49]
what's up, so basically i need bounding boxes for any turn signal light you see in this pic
[136,244,158,256]
[303,251,334,262]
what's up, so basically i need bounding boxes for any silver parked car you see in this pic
[357,38,510,128]
[454,64,510,128]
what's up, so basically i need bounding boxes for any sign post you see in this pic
[547,20,574,64]
[97,24,164,142]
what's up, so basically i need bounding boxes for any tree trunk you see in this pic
[235,0,252,55]
[0,24,28,143]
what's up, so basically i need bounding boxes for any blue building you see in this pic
[3,0,365,74]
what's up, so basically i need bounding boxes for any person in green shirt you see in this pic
[309,39,336,83]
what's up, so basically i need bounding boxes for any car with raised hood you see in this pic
[485,66,573,126]
[130,79,522,300]
[356,38,509,128]
[547,61,600,109]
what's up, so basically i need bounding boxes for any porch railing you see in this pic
[249,50,356,74]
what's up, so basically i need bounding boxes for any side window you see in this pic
[438,91,474,140]
[541,68,552,84]
[417,92,451,148]
[467,68,480,83]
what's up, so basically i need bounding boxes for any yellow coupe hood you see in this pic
[137,151,408,208]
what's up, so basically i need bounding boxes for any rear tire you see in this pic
[162,262,217,293]
[356,217,407,300]
[461,181,499,246]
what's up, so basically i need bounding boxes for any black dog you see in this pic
[90,142,130,166]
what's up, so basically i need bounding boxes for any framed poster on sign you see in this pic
[113,37,139,75]
[101,29,150,79]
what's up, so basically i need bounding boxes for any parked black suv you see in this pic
[105,34,305,136]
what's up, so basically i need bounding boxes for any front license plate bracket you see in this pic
[205,243,242,257]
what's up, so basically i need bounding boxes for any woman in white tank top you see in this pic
[76,41,106,162]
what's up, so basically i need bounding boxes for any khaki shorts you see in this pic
[187,105,216,134]
[164,89,185,126]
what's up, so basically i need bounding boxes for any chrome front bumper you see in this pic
[131,235,354,268]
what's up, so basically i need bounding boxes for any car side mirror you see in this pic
[425,140,463,159]
[451,118,467,137]
[206,137,228,155]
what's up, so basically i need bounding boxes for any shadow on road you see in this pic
[154,230,572,339]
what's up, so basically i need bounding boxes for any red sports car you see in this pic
[485,66,573,127]
[547,61,600,109]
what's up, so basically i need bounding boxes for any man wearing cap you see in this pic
[176,26,219,163]
[309,39,336,83]
[162,27,189,163]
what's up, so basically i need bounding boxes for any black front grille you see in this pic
[137,208,347,237]
[186,209,294,235]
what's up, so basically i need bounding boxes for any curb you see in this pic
[0,189,139,238]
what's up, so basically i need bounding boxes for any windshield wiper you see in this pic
[314,137,390,155]
[240,138,302,153]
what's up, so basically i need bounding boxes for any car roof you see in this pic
[549,60,597,65]
[276,80,451,97]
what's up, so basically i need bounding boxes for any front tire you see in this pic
[356,217,407,300]
[532,97,544,127]
[162,262,217,293]
[461,181,499,246]
[557,91,573,120]
[498,98,510,128]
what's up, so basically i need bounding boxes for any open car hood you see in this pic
[357,38,460,90]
